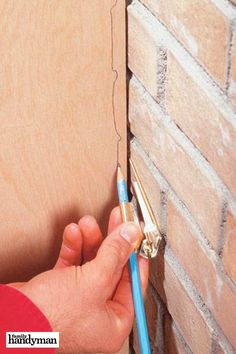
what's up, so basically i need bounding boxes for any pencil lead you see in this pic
[117,163,124,181]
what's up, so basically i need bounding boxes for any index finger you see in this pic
[108,206,122,234]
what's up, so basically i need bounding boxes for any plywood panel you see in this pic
[0,0,126,282]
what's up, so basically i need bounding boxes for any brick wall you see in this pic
[127,0,236,353]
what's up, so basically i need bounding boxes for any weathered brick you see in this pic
[128,2,236,351]
[167,201,236,349]
[128,5,166,101]
[130,144,236,349]
[212,281,236,349]
[160,261,213,354]
[222,212,236,284]
[141,0,229,87]
[166,53,236,198]
[229,31,236,105]
[129,147,236,348]
[129,77,222,249]
[167,201,216,303]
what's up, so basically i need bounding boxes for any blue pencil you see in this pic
[117,164,151,354]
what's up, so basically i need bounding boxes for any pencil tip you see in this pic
[117,163,124,181]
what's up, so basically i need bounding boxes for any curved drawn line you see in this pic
[110,0,122,165]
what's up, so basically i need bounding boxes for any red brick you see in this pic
[141,0,229,87]
[161,261,212,353]
[212,281,236,350]
[167,201,236,349]
[128,6,165,101]
[166,53,236,198]
[129,78,222,249]
[229,32,236,105]
[130,145,236,346]
[167,201,216,302]
[164,315,189,354]
[222,212,236,284]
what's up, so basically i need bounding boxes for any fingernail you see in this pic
[120,222,139,244]
[81,215,95,226]
[69,223,78,231]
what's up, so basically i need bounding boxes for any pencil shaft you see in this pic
[129,252,151,354]
[117,165,151,354]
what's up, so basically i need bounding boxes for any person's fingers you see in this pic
[111,256,149,315]
[106,266,134,343]
[108,206,122,234]
[112,265,133,315]
[55,223,83,268]
[107,256,149,340]
[79,215,103,263]
[94,223,140,292]
[112,256,149,309]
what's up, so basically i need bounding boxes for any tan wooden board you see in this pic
[0,0,126,283]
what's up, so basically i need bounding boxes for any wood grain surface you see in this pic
[0,0,126,282]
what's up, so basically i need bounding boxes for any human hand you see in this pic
[19,208,149,353]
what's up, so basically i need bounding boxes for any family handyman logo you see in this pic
[6,332,59,348]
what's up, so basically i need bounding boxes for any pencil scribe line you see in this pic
[110,0,122,166]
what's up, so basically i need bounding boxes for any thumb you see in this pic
[94,222,140,284]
